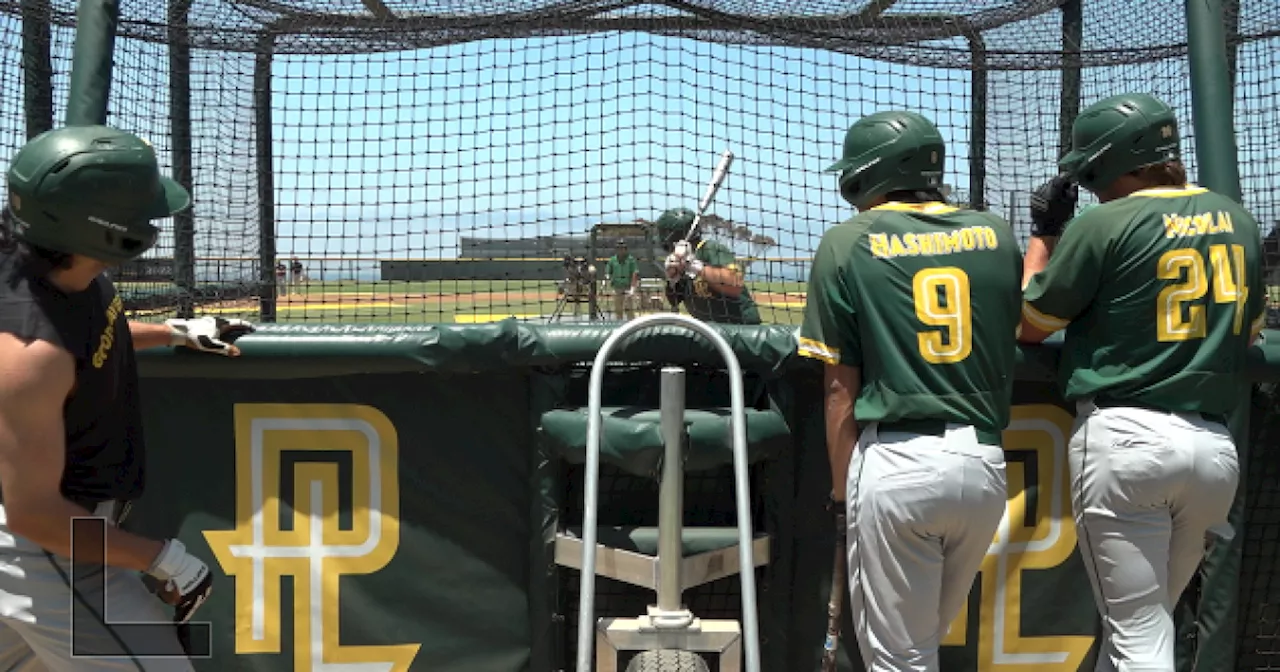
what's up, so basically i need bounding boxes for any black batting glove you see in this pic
[1029,174,1079,238]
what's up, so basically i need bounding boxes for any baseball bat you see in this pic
[821,512,848,672]
[685,149,735,241]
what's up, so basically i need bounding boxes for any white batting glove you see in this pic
[673,240,693,260]
[145,538,213,623]
[684,258,706,278]
[664,254,686,285]
[165,316,255,356]
[626,287,636,297]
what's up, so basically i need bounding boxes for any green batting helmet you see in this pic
[1059,93,1181,194]
[6,125,191,266]
[826,111,945,209]
[655,207,696,245]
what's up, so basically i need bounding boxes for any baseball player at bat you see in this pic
[799,111,1022,670]
[656,207,761,325]
[1019,93,1264,670]
[0,126,254,670]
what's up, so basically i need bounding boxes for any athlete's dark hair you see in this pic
[0,205,73,285]
[883,188,949,204]
[1128,160,1188,189]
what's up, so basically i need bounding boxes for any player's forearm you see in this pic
[129,320,176,350]
[7,497,165,572]
[823,364,860,501]
[702,267,744,298]
[1021,237,1057,289]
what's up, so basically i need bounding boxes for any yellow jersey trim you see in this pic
[871,201,960,215]
[1131,184,1209,198]
[1022,301,1070,333]
[797,336,840,365]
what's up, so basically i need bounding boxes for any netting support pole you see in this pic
[1223,0,1240,103]
[965,32,988,211]
[168,0,196,319]
[254,33,278,324]
[65,0,119,126]
[1185,0,1242,202]
[20,0,53,139]
[1058,0,1083,156]
[588,227,599,321]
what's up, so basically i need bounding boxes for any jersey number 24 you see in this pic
[1157,244,1248,342]
[913,267,972,364]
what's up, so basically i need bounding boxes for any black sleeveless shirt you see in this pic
[0,247,145,503]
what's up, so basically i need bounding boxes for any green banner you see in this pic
[125,323,1280,671]
[131,371,537,672]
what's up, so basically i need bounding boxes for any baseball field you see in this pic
[119,279,814,325]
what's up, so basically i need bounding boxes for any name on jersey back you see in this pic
[1162,211,1234,239]
[867,226,1000,259]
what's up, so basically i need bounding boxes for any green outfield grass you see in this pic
[123,278,811,325]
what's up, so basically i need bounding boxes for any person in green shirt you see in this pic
[1018,92,1265,670]
[604,240,639,321]
[656,208,761,325]
[799,110,1022,670]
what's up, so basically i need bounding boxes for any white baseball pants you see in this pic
[845,422,1008,672]
[1069,400,1239,672]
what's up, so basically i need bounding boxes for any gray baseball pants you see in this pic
[0,502,194,671]
[845,422,1008,672]
[1070,400,1239,672]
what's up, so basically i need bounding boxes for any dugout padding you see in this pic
[127,322,1280,671]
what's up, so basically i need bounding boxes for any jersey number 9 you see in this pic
[1156,244,1248,342]
[913,267,973,364]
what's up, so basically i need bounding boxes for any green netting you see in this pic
[2,1,1280,668]
[2,0,1275,326]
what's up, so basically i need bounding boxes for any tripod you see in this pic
[549,277,603,323]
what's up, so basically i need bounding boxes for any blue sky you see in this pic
[0,18,1275,283]
[265,32,976,268]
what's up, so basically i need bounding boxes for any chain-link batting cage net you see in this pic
[2,0,1276,327]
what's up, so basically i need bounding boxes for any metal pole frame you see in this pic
[575,313,762,672]
[254,31,278,323]
[966,32,988,212]
[65,0,119,127]
[1185,0,1243,202]
[1058,0,1083,158]
[168,0,196,318]
[20,0,53,139]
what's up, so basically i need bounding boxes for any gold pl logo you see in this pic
[205,404,420,672]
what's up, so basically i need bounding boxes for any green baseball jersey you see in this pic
[606,255,638,289]
[799,202,1023,433]
[1023,184,1266,414]
[676,240,761,325]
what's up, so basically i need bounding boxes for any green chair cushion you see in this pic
[540,406,790,477]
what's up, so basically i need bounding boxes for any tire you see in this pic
[624,649,711,672]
